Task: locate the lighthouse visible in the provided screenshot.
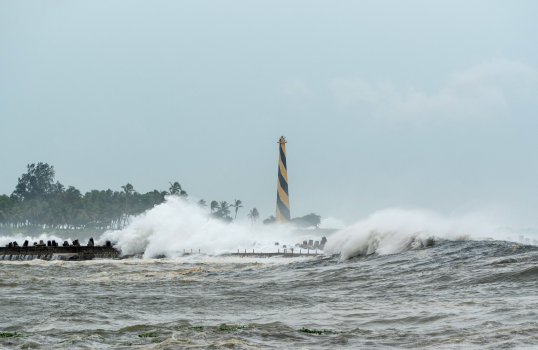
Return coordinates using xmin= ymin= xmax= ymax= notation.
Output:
xmin=276 ymin=136 xmax=291 ymax=222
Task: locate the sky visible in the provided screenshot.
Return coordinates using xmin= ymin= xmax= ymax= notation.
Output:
xmin=1 ymin=1 xmax=538 ymax=224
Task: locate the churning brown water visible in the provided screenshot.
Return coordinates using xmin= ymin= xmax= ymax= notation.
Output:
xmin=1 ymin=239 xmax=537 ymax=349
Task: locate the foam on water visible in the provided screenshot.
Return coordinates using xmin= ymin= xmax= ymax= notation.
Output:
xmin=4 ymin=197 xmax=537 ymax=261
xmin=99 ymin=196 xmax=315 ymax=258
xmin=97 ymin=198 xmax=538 ymax=259
xmin=325 ymin=208 xmax=538 ymax=259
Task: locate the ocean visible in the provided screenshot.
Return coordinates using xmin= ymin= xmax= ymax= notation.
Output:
xmin=1 ymin=198 xmax=537 ymax=349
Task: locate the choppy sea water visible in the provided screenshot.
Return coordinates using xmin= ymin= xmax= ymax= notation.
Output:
xmin=1 ymin=239 xmax=537 ymax=349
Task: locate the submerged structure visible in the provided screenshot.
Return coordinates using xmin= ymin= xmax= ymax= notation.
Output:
xmin=276 ymin=136 xmax=291 ymax=223
xmin=1 ymin=238 xmax=120 ymax=261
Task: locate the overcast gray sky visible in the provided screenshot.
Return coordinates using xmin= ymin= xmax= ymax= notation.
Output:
xmin=1 ymin=1 xmax=538 ymax=224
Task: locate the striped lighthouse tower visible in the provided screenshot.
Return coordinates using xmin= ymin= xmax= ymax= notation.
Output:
xmin=276 ymin=136 xmax=291 ymax=223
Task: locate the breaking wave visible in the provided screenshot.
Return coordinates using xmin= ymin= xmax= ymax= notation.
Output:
xmin=0 ymin=195 xmax=521 ymax=260
xmin=99 ymin=197 xmax=314 ymax=258
xmin=324 ymin=208 xmax=538 ymax=260
xmin=99 ymin=198 xmax=538 ymax=259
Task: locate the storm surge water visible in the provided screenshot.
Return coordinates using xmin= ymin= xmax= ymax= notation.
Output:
xmin=99 ymin=197 xmax=537 ymax=260
xmin=100 ymin=196 xmax=307 ymax=258
xmin=325 ymin=208 xmax=508 ymax=260
xmin=2 ymin=200 xmax=538 ymax=348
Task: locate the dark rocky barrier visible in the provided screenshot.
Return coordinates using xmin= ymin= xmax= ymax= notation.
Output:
xmin=0 ymin=245 xmax=120 ymax=261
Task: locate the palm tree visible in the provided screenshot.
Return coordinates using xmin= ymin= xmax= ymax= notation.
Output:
xmin=120 ymin=183 xmax=135 ymax=228
xmin=231 ymin=199 xmax=243 ymax=219
xmin=121 ymin=183 xmax=134 ymax=195
xmin=210 ymin=200 xmax=219 ymax=213
xmin=169 ymin=182 xmax=182 ymax=195
xmin=218 ymin=201 xmax=231 ymax=218
xmin=169 ymin=181 xmax=188 ymax=198
xmin=247 ymin=208 xmax=259 ymax=224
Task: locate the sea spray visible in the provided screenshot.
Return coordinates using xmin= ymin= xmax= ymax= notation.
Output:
xmin=99 ymin=196 xmax=313 ymax=258
xmin=324 ymin=208 xmax=506 ymax=259
xmin=3 ymin=203 xmax=538 ymax=260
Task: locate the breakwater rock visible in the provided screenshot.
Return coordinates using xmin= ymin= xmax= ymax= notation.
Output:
xmin=1 ymin=238 xmax=120 ymax=261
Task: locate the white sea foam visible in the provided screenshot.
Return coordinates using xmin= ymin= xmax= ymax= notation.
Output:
xmin=319 ymin=216 xmax=346 ymax=229
xmin=324 ymin=208 xmax=538 ymax=259
xmin=99 ymin=196 xmax=320 ymax=258
xmin=99 ymin=199 xmax=538 ymax=259
xmin=3 ymin=201 xmax=537 ymax=261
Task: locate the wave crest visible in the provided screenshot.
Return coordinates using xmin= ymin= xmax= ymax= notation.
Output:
xmin=324 ymin=209 xmax=499 ymax=259
xmin=99 ymin=197 xmax=302 ymax=258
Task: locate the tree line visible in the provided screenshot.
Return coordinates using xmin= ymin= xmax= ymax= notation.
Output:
xmin=0 ymin=162 xmax=320 ymax=233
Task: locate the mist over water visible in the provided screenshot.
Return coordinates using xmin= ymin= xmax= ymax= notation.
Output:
xmin=94 ymin=197 xmax=538 ymax=260
xmin=2 ymin=198 xmax=538 ymax=348
xmin=325 ymin=208 xmax=521 ymax=259
xmin=100 ymin=196 xmax=313 ymax=257
xmin=2 ymin=196 xmax=538 ymax=262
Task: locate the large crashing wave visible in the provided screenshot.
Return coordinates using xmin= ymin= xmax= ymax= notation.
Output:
xmin=99 ymin=197 xmax=312 ymax=258
xmin=3 ymin=197 xmax=537 ymax=261
xmin=100 ymin=199 xmax=538 ymax=259
xmin=324 ymin=208 xmax=537 ymax=260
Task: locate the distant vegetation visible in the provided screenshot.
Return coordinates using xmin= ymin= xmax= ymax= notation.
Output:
xmin=0 ymin=162 xmax=320 ymax=233
xmin=262 ymin=213 xmax=321 ymax=228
